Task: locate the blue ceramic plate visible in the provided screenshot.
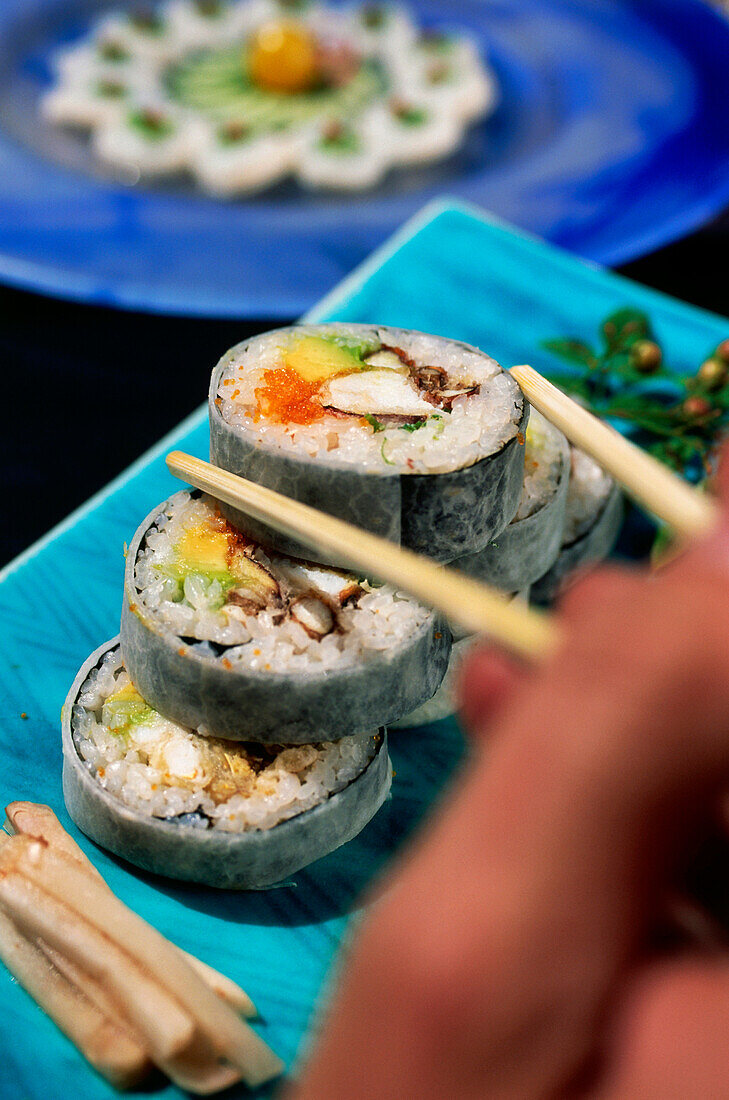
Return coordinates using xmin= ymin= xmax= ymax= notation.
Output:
xmin=1 ymin=0 xmax=729 ymax=316
xmin=2 ymin=200 xmax=729 ymax=1099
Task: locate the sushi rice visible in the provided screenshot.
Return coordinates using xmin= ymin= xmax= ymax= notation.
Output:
xmin=562 ymin=447 xmax=616 ymax=545
xmin=121 ymin=490 xmax=451 ymax=740
xmin=512 ymin=408 xmax=566 ymax=520
xmin=452 ymin=408 xmax=569 ymax=592
xmin=209 ymin=324 xmax=527 ymax=564
xmin=133 ymin=490 xmax=433 ymax=671
xmin=531 ymin=447 xmax=623 ymax=603
xmin=215 ymin=324 xmax=523 ymax=477
xmin=71 ymin=645 xmax=379 ymax=833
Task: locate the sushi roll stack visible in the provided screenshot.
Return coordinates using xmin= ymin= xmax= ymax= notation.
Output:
xmin=63 ymin=481 xmax=450 ymax=887
xmin=63 ymin=324 xmax=623 ymax=886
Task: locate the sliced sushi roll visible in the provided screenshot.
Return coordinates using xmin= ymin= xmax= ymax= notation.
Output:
xmin=389 ymin=635 xmax=473 ymax=728
xmin=43 ymin=74 xmax=136 ymax=130
xmin=63 ymin=640 xmax=391 ymax=889
xmin=410 ymin=35 xmax=497 ymax=123
xmin=94 ymin=102 xmax=193 ymax=176
xmin=52 ymin=36 xmax=148 ymax=86
xmin=390 ymin=589 xmax=530 ymax=726
xmin=347 ymin=4 xmax=418 ymax=59
xmin=93 ymin=10 xmax=180 ymax=65
xmin=44 ymin=37 xmax=156 ymax=129
xmin=163 ymin=0 xmax=246 ymax=50
xmin=297 ymin=116 xmax=388 ymax=190
xmin=190 ymin=119 xmax=299 ymax=195
xmin=531 ymin=448 xmax=624 ymax=604
xmin=210 ymin=324 xmax=528 ymax=564
xmin=453 ymin=409 xmax=570 ymax=592
xmin=368 ymin=98 xmax=462 ymax=167
xmin=120 ymin=491 xmax=451 ymax=741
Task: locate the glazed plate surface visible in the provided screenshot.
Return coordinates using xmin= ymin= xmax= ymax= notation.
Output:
xmin=2 ymin=201 xmax=729 ymax=1097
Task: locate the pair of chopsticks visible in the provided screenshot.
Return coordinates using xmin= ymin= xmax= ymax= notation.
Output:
xmin=167 ymin=365 xmax=718 ymax=664
xmin=0 ymin=803 xmax=282 ymax=1092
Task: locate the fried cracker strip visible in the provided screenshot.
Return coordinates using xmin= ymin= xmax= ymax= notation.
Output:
xmin=6 ymin=837 xmax=283 ymax=1087
xmin=0 ymin=851 xmax=195 ymax=1064
xmin=0 ymin=909 xmax=150 ymax=1089
xmin=6 ymin=802 xmax=256 ymax=1015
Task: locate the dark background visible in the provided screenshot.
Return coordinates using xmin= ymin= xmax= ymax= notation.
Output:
xmin=2 ymin=218 xmax=728 ymax=568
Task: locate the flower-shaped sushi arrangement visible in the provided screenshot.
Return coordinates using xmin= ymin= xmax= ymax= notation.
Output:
xmin=42 ymin=0 xmax=496 ymax=194
xmin=63 ymin=324 xmax=622 ymax=889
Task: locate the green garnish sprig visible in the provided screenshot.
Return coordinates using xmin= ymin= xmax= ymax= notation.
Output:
xmin=542 ymin=307 xmax=729 ymax=478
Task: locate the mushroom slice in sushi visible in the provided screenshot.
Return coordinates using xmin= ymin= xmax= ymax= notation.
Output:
xmin=453 ymin=409 xmax=570 ymax=592
xmin=62 ymin=640 xmax=391 ymax=889
xmin=531 ymin=448 xmax=624 ymax=604
xmin=121 ymin=491 xmax=451 ymax=741
xmin=210 ymin=324 xmax=528 ymax=564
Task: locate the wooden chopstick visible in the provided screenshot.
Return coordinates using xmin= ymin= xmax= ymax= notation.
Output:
xmin=166 ymin=451 xmax=560 ymax=662
xmin=510 ymin=364 xmax=718 ymax=541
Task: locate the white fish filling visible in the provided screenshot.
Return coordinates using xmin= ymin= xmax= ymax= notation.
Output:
xmin=217 ymin=325 xmax=523 ymax=475
xmin=133 ymin=491 xmax=431 ymax=669
xmin=562 ymin=448 xmax=615 ymax=544
xmin=42 ymin=0 xmax=497 ymax=192
xmin=72 ymin=648 xmax=378 ymax=832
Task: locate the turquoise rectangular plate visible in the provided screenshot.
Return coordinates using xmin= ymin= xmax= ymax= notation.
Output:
xmin=2 ymin=198 xmax=728 ymax=1099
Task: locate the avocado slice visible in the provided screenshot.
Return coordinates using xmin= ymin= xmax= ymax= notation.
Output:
xmin=102 ymin=681 xmax=158 ymax=737
xmin=157 ymin=522 xmax=281 ymax=610
xmin=284 ymin=334 xmax=365 ymax=384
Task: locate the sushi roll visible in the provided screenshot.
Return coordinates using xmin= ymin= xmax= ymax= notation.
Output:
xmin=63 ymin=640 xmax=391 ymax=889
xmin=210 ymin=324 xmax=528 ymax=564
xmin=43 ymin=36 xmax=155 ymax=129
xmin=190 ymin=120 xmax=299 ymax=196
xmin=163 ymin=0 xmax=246 ymax=51
xmin=94 ymin=101 xmax=193 ymax=176
xmin=120 ymin=491 xmax=451 ymax=741
xmin=453 ymin=409 xmax=570 ymax=592
xmin=347 ymin=4 xmax=418 ymax=60
xmin=93 ymin=10 xmax=180 ymax=65
xmin=368 ymin=98 xmax=462 ymax=168
xmin=43 ymin=74 xmax=137 ymax=130
xmin=297 ymin=116 xmax=388 ymax=191
xmin=531 ymin=448 xmax=624 ymax=603
xmin=408 ymin=34 xmax=497 ymax=124
xmin=390 ymin=589 xmax=530 ymax=727
xmin=388 ymin=634 xmax=475 ymax=728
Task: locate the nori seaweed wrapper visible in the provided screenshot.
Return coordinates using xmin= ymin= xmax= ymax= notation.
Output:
xmin=453 ymin=431 xmax=570 ymax=592
xmin=121 ymin=498 xmax=452 ymax=742
xmin=62 ymin=639 xmax=392 ymax=890
xmin=531 ymin=484 xmax=624 ymax=604
xmin=209 ymin=326 xmax=528 ymax=565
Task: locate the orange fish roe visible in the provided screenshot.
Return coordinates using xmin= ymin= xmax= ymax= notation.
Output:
xmin=254 ymin=365 xmax=325 ymax=426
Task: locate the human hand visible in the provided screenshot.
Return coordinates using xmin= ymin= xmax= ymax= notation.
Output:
xmin=288 ymin=457 xmax=729 ymax=1100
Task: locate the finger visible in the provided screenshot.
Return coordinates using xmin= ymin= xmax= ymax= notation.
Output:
xmin=456 ymin=643 xmax=525 ymax=741
xmin=589 ymin=956 xmax=729 ymax=1099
